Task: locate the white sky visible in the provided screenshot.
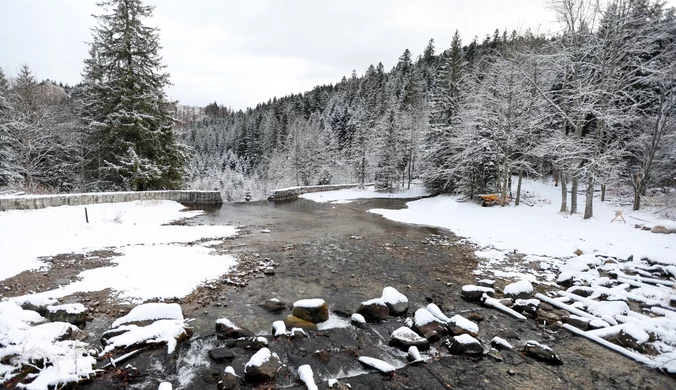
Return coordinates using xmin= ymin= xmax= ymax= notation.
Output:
xmin=0 ymin=0 xmax=581 ymax=109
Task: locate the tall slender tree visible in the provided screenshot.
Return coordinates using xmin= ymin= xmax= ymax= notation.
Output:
xmin=80 ymin=0 xmax=185 ymax=191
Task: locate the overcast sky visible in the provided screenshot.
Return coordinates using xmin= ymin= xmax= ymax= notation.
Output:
xmin=1 ymin=0 xmax=570 ymax=109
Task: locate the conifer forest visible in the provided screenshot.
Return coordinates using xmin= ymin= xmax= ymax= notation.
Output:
xmin=0 ymin=0 xmax=674 ymax=220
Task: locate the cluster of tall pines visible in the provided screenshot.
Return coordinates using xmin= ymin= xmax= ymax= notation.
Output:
xmin=1 ymin=0 xmax=674 ymax=219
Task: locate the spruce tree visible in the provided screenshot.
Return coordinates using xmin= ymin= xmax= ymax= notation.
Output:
xmin=80 ymin=0 xmax=185 ymax=191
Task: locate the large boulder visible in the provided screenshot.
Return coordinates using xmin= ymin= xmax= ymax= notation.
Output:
xmin=216 ymin=318 xmax=255 ymax=339
xmin=357 ymin=298 xmax=390 ymax=322
xmin=389 ymin=326 xmax=430 ymax=351
xmin=218 ymin=366 xmax=242 ymax=390
xmin=283 ymin=315 xmax=318 ymax=332
xmin=209 ymin=348 xmax=236 ymax=363
xmin=292 ymin=299 xmax=329 ymax=323
xmin=381 ymin=287 xmax=409 ymax=316
xmin=243 ymin=348 xmax=282 ymax=383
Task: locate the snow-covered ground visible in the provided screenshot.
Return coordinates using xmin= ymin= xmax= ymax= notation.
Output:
xmin=300 ymin=184 xmax=429 ymax=204
xmin=0 ymin=200 xmax=238 ymax=302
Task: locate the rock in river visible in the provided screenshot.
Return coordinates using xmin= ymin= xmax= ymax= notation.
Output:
xmin=292 ymin=298 xmax=329 ymax=323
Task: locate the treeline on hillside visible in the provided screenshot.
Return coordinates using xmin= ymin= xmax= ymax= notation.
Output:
xmin=183 ymin=0 xmax=675 ymax=217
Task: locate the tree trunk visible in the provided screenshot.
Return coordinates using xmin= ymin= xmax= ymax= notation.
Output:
xmin=515 ymin=169 xmax=523 ymax=206
xmin=633 ymin=187 xmax=641 ymax=211
xmin=583 ymin=176 xmax=594 ymax=219
xmin=500 ymin=158 xmax=509 ymax=207
xmin=601 ymin=184 xmax=606 ymax=202
xmin=553 ymin=168 xmax=559 ymax=187
xmin=560 ymin=170 xmax=568 ymax=213
xmin=570 ymin=176 xmax=578 ymax=214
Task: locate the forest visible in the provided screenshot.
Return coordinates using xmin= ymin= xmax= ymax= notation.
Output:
xmin=0 ymin=0 xmax=674 ymax=219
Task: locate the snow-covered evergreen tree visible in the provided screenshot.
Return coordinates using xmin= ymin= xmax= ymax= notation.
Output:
xmin=80 ymin=0 xmax=185 ymax=191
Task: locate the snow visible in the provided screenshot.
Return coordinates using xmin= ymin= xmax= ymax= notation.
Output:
xmin=408 ymin=346 xmax=423 ymax=362
xmin=351 ymin=313 xmax=366 ymax=324
xmin=368 ymin=178 xmax=674 ymax=262
xmin=449 ymin=315 xmax=479 ymax=334
xmin=381 ymin=287 xmax=408 ymax=305
xmin=391 ymin=327 xmax=426 ymax=343
xmin=361 ymin=297 xmax=387 ymax=307
xmin=293 ymin=298 xmax=326 ymax=308
xmin=224 ymin=366 xmax=237 ymax=376
xmin=622 ymin=323 xmax=650 ymax=344
xmin=46 ymin=303 xmax=86 ymax=315
xmin=272 ymin=321 xmax=287 ymax=336
xmin=491 ymin=336 xmax=513 ymax=349
xmin=0 ymin=200 xmax=238 ymax=281
xmin=112 ymin=303 xmax=183 ymax=328
xmin=158 ymin=383 xmax=172 ymax=390
xmin=503 ymin=280 xmax=534 ymax=296
xmin=102 ymin=319 xmax=189 ymax=354
xmin=300 ymin=184 xmax=429 ymax=203
xmin=414 ymin=308 xmax=438 ymax=326
xmin=298 ymin=364 xmax=318 ymax=390
xmin=244 ymin=348 xmax=277 ymax=371
xmin=453 ymin=334 xmax=480 ymax=345
xmin=9 ymin=244 xmax=237 ymax=305
xmin=0 ymin=302 xmax=96 ymax=389
xmin=358 ymin=356 xmax=396 ymax=373
xmin=426 ymin=303 xmax=451 ymax=323
xmin=586 ymin=300 xmax=629 ymax=319
xmin=461 ymin=285 xmax=495 ymax=294
xmin=317 ymin=315 xmax=352 ymax=330
xmin=216 ymin=318 xmax=240 ymax=329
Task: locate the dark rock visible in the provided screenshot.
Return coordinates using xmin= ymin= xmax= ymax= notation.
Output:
xmin=445 ymin=335 xmax=483 ymax=355
xmin=537 ymin=310 xmax=561 ymax=325
xmin=497 ymin=329 xmax=521 ymax=340
xmin=357 ymin=299 xmax=390 ymax=322
xmin=487 ymin=348 xmax=503 ymax=362
xmin=522 ymin=340 xmax=563 ymax=365
xmin=216 ymin=319 xmax=255 ymax=340
xmin=414 ymin=309 xmax=447 ymax=342
xmin=477 ymin=279 xmax=496 ymax=288
xmin=225 ymin=337 xmax=268 ymax=351
xmin=503 ymin=281 xmax=534 ymax=300
xmin=562 ymin=315 xmax=590 ymax=331
xmin=44 ymin=305 xmax=87 ymax=326
xmin=313 ymin=349 xmax=331 ymax=364
xmin=389 ymin=327 xmax=430 ymax=351
xmin=498 ymin=298 xmax=514 ymax=307
xmin=218 ymin=370 xmax=242 ymax=390
xmin=512 ymin=299 xmax=539 ymax=318
xmin=567 ymin=287 xmax=595 ymax=297
xmin=461 ymin=285 xmax=495 ymax=302
xmin=258 ymin=299 xmax=286 ymax=314
xmin=556 ymin=274 xmax=574 ymax=287
xmin=292 ymin=299 xmax=329 ymax=323
xmin=283 ymin=315 xmax=318 ymax=332
xmin=208 ymin=348 xmax=235 ymax=363
xmin=243 ymin=348 xmax=281 ymax=383
xmin=328 ymin=380 xmax=352 ymax=389
xmin=616 ymin=326 xmax=652 ymax=353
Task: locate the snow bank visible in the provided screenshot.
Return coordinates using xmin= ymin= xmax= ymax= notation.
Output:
xmin=301 ymin=184 xmax=429 ymax=203
xmin=369 ymin=179 xmax=674 ymax=263
xmin=0 ymin=200 xmax=238 ymax=281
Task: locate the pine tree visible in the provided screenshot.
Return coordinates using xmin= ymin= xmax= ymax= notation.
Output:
xmin=0 ymin=67 xmax=19 ymax=186
xmin=80 ymin=0 xmax=185 ymax=191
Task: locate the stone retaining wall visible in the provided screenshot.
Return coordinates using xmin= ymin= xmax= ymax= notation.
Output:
xmin=268 ymin=184 xmax=362 ymax=201
xmin=0 ymin=190 xmax=223 ymax=211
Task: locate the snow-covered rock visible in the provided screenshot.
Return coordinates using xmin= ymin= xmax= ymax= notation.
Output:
xmin=216 ymin=318 xmax=255 ymax=339
xmin=293 ymin=298 xmax=329 ymax=323
xmin=617 ymin=324 xmax=652 ymax=353
xmin=220 ymin=366 xmax=242 ymax=389
xmin=358 ymin=356 xmax=396 ymax=373
xmin=445 ymin=334 xmax=483 ymax=355
xmin=111 ymin=302 xmax=183 ymax=328
xmin=102 ymin=319 xmax=192 ymax=355
xmin=414 ymin=308 xmax=446 ymax=342
xmin=44 ymin=303 xmax=87 ymax=325
xmin=283 ymin=315 xmax=318 ymax=332
xmin=350 ymin=313 xmax=366 ymax=324
xmin=512 ymin=298 xmax=539 ymax=318
xmin=586 ymin=300 xmax=629 ymax=319
xmin=244 ymin=348 xmax=281 ymax=383
xmin=408 ymin=345 xmax=424 ymax=363
xmin=298 ymin=364 xmax=318 ymax=390
xmin=272 ymin=320 xmax=287 ymax=337
xmin=389 ymin=326 xmax=430 ymax=351
xmin=448 ymin=314 xmax=479 ymax=337
xmin=490 ymin=336 xmax=513 ymax=350
xmin=381 ymin=287 xmax=409 ymax=315
xmin=357 ymin=298 xmax=389 ymax=322
xmin=503 ymin=280 xmax=534 ymax=300
xmin=563 ymin=315 xmax=591 ymax=331
xmin=461 ymin=285 xmax=495 ymax=301
xmin=522 ymin=340 xmax=563 ymax=365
